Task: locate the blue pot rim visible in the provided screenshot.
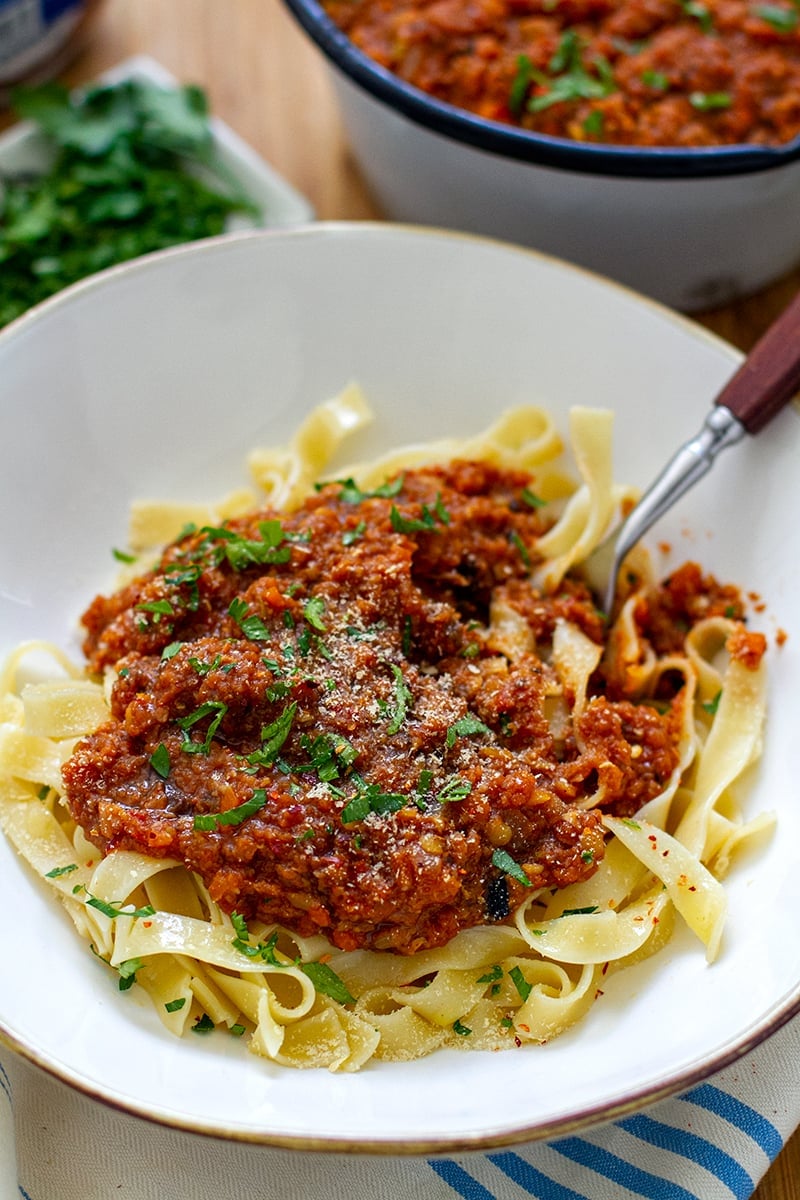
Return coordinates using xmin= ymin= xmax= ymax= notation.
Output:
xmin=283 ymin=0 xmax=800 ymax=180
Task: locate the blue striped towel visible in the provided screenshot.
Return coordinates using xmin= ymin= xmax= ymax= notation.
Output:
xmin=1 ymin=1011 xmax=797 ymax=1200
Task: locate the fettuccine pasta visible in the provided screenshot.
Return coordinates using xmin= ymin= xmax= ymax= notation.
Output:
xmin=0 ymin=386 xmax=771 ymax=1071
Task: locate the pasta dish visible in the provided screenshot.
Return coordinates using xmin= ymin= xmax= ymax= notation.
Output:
xmin=0 ymin=388 xmax=770 ymax=1071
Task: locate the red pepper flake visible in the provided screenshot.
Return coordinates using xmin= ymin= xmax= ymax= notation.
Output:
xmin=143 ymin=920 xmax=153 ymax=928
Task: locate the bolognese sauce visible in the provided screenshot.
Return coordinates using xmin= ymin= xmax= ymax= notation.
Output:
xmin=61 ymin=461 xmax=755 ymax=955
xmin=322 ymin=0 xmax=800 ymax=147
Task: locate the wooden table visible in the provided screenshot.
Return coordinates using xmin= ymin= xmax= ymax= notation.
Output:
xmin=4 ymin=1 xmax=798 ymax=1194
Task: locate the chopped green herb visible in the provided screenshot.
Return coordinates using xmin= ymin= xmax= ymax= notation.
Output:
xmin=0 ymin=77 xmax=260 ymax=328
xmin=341 ymin=776 xmax=407 ymax=823
xmin=229 ymin=1023 xmax=247 ymax=1037
xmin=510 ymin=53 xmax=534 ymax=115
xmin=193 ymin=789 xmax=268 ymax=831
xmin=436 ymin=776 xmax=473 ymax=803
xmin=385 ymin=663 xmax=412 ymax=734
xmin=754 ymin=3 xmax=799 ymax=29
xmin=117 ymin=957 xmax=143 ymax=991
xmin=509 ymin=529 xmax=532 ymax=568
xmin=702 ymin=690 xmax=722 ymax=715
xmin=679 ymin=0 xmax=715 ymax=29
xmin=530 ymin=31 xmax=617 ymax=112
xmin=228 ymin=597 xmax=271 ymax=641
xmin=342 ymin=520 xmax=367 ymax=546
xmin=491 ymin=848 xmax=532 ymax=888
xmin=135 ymin=598 xmax=175 ymax=621
xmin=192 ymin=1013 xmax=215 ymax=1034
xmin=689 ymin=91 xmax=732 ymax=110
xmin=582 ymin=109 xmax=605 ymax=135
xmin=45 ymin=862 xmax=78 ymax=879
xmin=641 ymin=69 xmax=669 ymax=90
xmin=452 ymin=1018 xmax=472 ymax=1037
xmin=161 ymin=641 xmax=183 ymax=660
xmin=303 ymin=595 xmax=327 ymax=631
xmin=477 ymin=964 xmax=503 ymax=984
xmin=298 ymin=731 xmax=357 ymax=782
xmin=72 ymin=885 xmax=155 ymax=921
xmin=446 ymin=714 xmax=493 ymax=749
xmin=327 ymin=475 xmax=405 ymax=504
xmin=390 ymin=505 xmax=437 ymax=534
xmin=149 ymin=743 xmax=171 ymax=779
xmin=509 ymin=965 xmax=532 ymax=1002
xmin=245 ymin=701 xmax=297 ymax=769
xmin=300 ymin=960 xmax=356 ymax=1005
xmin=165 ymin=997 xmax=187 ymax=1013
xmin=177 ymin=700 xmax=227 ymax=755
xmin=112 ymin=547 xmax=137 ymax=564
xmin=560 ymin=905 xmax=599 ymax=917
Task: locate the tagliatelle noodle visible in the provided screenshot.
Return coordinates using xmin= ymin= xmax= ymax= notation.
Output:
xmin=0 ymin=389 xmax=772 ymax=1071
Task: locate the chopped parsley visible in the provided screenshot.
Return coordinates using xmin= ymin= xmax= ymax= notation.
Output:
xmin=452 ymin=1018 xmax=472 ymax=1037
xmin=491 ymin=848 xmax=533 ymax=888
xmin=509 ymin=965 xmax=533 ymax=1002
xmin=446 ymin=714 xmax=493 ymax=749
xmin=509 ymin=529 xmax=532 ymax=568
xmin=340 ymin=776 xmax=407 ymax=823
xmin=165 ymin=997 xmax=187 ymax=1013
xmin=72 ymin=885 xmax=155 ymax=920
xmin=149 ymin=743 xmax=171 ymax=779
xmin=45 ymin=863 xmax=78 ymax=879
xmin=135 ymin=598 xmax=175 ymax=622
xmin=193 ymin=789 xmax=268 ymax=831
xmin=298 ymin=731 xmax=357 ymax=782
xmin=299 ymin=961 xmax=355 ymax=1006
xmin=117 ymin=957 xmax=143 ymax=991
xmin=702 ymin=689 xmax=723 ymax=715
xmin=436 ymin=776 xmax=473 ymax=803
xmin=326 ymin=475 xmax=405 ymax=504
xmin=528 ymin=30 xmax=617 ymax=112
xmin=247 ymin=702 xmax=297 ymax=767
xmin=689 ymin=91 xmax=732 ymax=110
xmin=754 ymin=2 xmax=799 ymax=29
xmin=303 ymin=596 xmax=327 ymax=631
xmin=0 ymin=77 xmax=260 ymax=329
xmin=521 ymin=486 xmax=546 ymax=509
xmin=228 ymin=597 xmax=271 ymax=641
xmin=177 ymin=700 xmax=228 ymax=755
xmin=342 ymin=520 xmax=367 ymax=546
xmin=385 ymin=663 xmax=412 ymax=734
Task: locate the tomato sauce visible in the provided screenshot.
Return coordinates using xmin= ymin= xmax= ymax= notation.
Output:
xmin=62 ymin=462 xmax=749 ymax=955
xmin=323 ymin=0 xmax=800 ymax=146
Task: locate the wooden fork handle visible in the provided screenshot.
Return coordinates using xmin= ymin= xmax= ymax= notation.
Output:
xmin=715 ymin=288 xmax=800 ymax=434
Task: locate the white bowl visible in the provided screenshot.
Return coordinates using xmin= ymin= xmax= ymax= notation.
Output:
xmin=0 ymin=225 xmax=799 ymax=1151
xmin=283 ymin=0 xmax=800 ymax=312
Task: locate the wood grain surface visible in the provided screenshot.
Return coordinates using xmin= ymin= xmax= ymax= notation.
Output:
xmin=2 ymin=2 xmax=798 ymax=1194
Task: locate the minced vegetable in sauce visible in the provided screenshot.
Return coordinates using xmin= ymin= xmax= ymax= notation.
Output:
xmin=322 ymin=0 xmax=800 ymax=147
xmin=62 ymin=461 xmax=764 ymax=955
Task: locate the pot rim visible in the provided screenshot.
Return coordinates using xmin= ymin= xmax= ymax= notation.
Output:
xmin=284 ymin=0 xmax=800 ymax=180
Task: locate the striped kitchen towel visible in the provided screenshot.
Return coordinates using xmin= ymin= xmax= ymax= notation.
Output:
xmin=1 ymin=1010 xmax=797 ymax=1200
